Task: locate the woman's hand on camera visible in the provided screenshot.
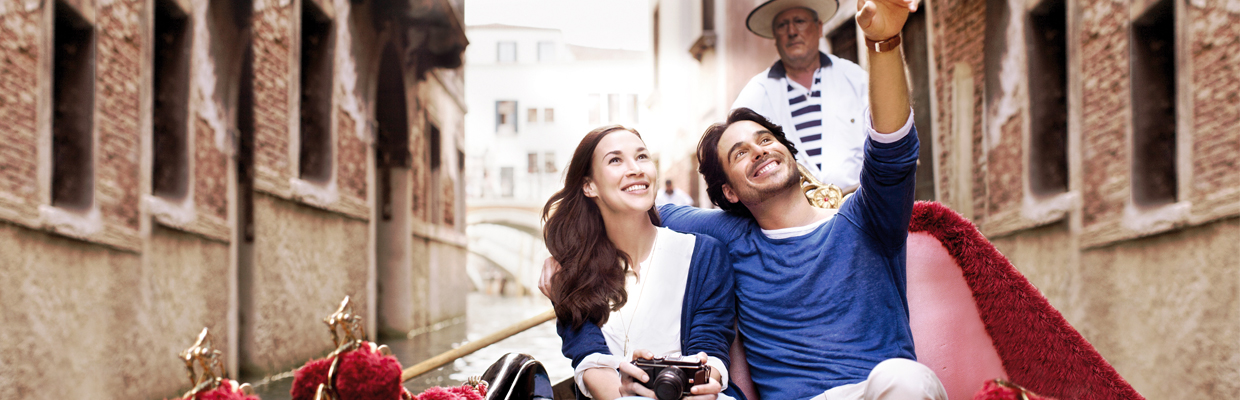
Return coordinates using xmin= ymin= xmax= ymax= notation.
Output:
xmin=616 ymin=349 xmax=656 ymax=398
xmin=617 ymin=362 xmax=654 ymax=398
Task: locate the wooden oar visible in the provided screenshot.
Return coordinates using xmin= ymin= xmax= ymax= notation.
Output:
xmin=400 ymin=309 xmax=557 ymax=381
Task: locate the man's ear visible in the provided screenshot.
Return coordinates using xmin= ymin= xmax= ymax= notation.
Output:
xmin=583 ymin=179 xmax=598 ymax=198
xmin=722 ymin=183 xmax=738 ymax=204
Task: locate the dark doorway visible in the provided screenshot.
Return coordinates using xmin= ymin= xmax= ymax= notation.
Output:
xmin=374 ymin=41 xmax=414 ymax=337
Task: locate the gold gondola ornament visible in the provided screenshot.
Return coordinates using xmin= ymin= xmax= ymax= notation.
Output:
xmin=175 ymin=328 xmax=258 ymax=400
xmin=798 ymin=163 xmax=845 ymax=209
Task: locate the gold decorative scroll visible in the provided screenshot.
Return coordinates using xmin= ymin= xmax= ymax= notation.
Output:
xmin=179 ymin=328 xmax=252 ymax=399
xmin=798 ymin=163 xmax=843 ymax=209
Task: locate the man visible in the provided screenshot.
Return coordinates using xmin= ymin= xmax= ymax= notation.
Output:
xmin=652 ymin=0 xmax=945 ymax=397
xmin=545 ymin=1 xmax=945 ymax=399
xmin=654 ymin=179 xmax=695 ymax=207
xmin=734 ymin=0 xmax=870 ymax=192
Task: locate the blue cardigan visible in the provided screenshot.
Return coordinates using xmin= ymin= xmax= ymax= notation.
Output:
xmin=555 ymin=233 xmax=745 ymax=399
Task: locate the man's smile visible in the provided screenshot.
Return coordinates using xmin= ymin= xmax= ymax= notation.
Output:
xmin=752 ymin=157 xmax=781 ymax=179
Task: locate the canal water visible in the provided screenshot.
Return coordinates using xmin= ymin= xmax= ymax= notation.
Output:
xmin=246 ymin=292 xmax=572 ymax=399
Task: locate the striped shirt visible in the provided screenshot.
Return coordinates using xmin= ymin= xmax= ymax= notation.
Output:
xmin=786 ymin=70 xmax=827 ymax=171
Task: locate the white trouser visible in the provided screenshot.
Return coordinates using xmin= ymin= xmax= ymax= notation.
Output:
xmin=810 ymin=358 xmax=949 ymax=400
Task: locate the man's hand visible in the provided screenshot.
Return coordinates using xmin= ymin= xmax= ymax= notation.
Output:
xmin=856 ymin=0 xmax=918 ymax=41
xmin=538 ymin=257 xmax=561 ymax=300
xmin=685 ymin=352 xmax=723 ymax=400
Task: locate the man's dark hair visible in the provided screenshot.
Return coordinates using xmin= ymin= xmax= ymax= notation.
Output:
xmin=696 ymin=107 xmax=799 ymax=218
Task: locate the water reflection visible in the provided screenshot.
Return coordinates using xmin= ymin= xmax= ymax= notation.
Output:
xmin=248 ymin=293 xmax=571 ymax=399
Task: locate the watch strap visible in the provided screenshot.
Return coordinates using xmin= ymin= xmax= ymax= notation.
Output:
xmin=864 ymin=34 xmax=902 ymax=53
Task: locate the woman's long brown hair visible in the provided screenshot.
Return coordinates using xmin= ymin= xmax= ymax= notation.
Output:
xmin=543 ymin=125 xmax=660 ymax=330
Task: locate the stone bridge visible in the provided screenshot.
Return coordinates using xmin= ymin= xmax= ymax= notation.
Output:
xmin=466 ymin=200 xmax=548 ymax=294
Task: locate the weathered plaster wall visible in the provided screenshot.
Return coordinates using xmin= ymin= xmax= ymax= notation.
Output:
xmin=0 ymin=223 xmax=229 ymax=399
xmin=993 ymin=218 xmax=1239 ymax=399
xmin=242 ymin=192 xmax=369 ymax=374
xmin=929 ymin=0 xmax=1240 ymax=396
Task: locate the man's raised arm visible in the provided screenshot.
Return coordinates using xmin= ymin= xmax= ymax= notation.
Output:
xmin=857 ymin=0 xmax=916 ymax=132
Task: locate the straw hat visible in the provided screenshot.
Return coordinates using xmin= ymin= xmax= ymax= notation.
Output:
xmin=746 ymin=0 xmax=840 ymax=39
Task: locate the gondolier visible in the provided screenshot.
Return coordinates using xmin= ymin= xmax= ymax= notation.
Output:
xmin=733 ymin=0 xmax=870 ymax=193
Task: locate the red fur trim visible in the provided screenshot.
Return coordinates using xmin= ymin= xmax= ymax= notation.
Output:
xmin=291 ymin=344 xmax=404 ymax=400
xmin=290 ymin=357 xmax=331 ymax=400
xmin=909 ymin=202 xmax=1144 ymax=400
xmin=973 ymin=380 xmax=1056 ymax=400
xmin=414 ymin=384 xmax=485 ymax=400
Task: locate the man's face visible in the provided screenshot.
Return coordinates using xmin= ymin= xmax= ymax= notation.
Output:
xmin=716 ymin=121 xmax=800 ymax=205
xmin=772 ymin=7 xmax=823 ymax=66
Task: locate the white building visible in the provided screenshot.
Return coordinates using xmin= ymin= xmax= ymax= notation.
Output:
xmin=464 ymin=24 xmax=653 ymax=293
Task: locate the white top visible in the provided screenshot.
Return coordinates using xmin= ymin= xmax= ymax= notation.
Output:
xmin=573 ymin=227 xmax=730 ymax=398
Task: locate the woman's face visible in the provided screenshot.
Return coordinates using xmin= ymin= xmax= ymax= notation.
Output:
xmin=584 ymin=130 xmax=657 ymax=215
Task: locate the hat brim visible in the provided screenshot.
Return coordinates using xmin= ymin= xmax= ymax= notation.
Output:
xmin=746 ymin=0 xmax=841 ymax=39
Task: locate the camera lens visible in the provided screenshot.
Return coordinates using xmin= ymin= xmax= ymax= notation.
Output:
xmin=653 ymin=367 xmax=687 ymax=400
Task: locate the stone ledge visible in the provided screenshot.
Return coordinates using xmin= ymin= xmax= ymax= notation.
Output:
xmin=145 ymin=195 xmax=231 ymax=243
xmin=1188 ymin=187 xmax=1240 ymax=226
xmin=982 ymin=191 xmax=1078 ymax=238
xmin=411 ymin=219 xmax=467 ymax=249
xmin=37 ymin=205 xmax=141 ymax=252
xmin=1082 ymin=200 xmax=1193 ymax=249
xmin=252 ymin=177 xmax=370 ymax=221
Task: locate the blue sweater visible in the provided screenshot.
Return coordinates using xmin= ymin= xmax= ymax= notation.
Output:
xmin=556 ymin=233 xmax=745 ymax=399
xmin=658 ymin=128 xmax=919 ymax=400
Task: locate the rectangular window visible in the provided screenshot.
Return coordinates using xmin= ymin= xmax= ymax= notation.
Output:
xmin=152 ymin=0 xmax=192 ymax=199
xmin=457 ymin=148 xmax=465 ymax=176
xmin=588 ymin=94 xmax=601 ymax=125
xmin=51 ymin=1 xmax=96 ymax=211
xmin=1026 ymin=0 xmax=1069 ymax=195
xmin=701 ymin=0 xmax=715 ymax=31
xmin=607 ymin=94 xmax=620 ymax=124
xmin=827 ymin=19 xmax=858 ymax=64
xmin=544 ymin=107 xmax=554 ymax=123
xmin=527 ymin=152 xmax=538 ymax=173
xmin=496 ymin=100 xmax=517 ymax=135
xmin=500 ymin=167 xmax=514 ymax=198
xmin=1130 ymin=0 xmax=1177 ymax=206
xmin=626 ymin=94 xmax=639 ymax=124
xmin=497 ymin=41 xmax=516 ymax=63
xmin=299 ymin=0 xmax=334 ymax=183
xmin=237 ymin=44 xmax=256 ymax=241
xmin=537 ymin=41 xmax=555 ymax=62
xmin=429 ymin=122 xmax=441 ymax=171
xmin=544 ymin=152 xmax=556 ymax=173
xmin=527 ymin=107 xmax=537 ymax=123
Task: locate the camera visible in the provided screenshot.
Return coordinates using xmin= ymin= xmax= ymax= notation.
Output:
xmin=631 ymin=355 xmax=713 ymax=400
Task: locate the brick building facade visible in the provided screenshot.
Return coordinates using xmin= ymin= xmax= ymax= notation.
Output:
xmin=913 ymin=0 xmax=1238 ymax=397
xmin=0 ymin=0 xmax=469 ymax=398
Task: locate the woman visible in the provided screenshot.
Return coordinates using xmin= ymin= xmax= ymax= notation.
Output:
xmin=543 ymin=125 xmax=740 ymax=400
